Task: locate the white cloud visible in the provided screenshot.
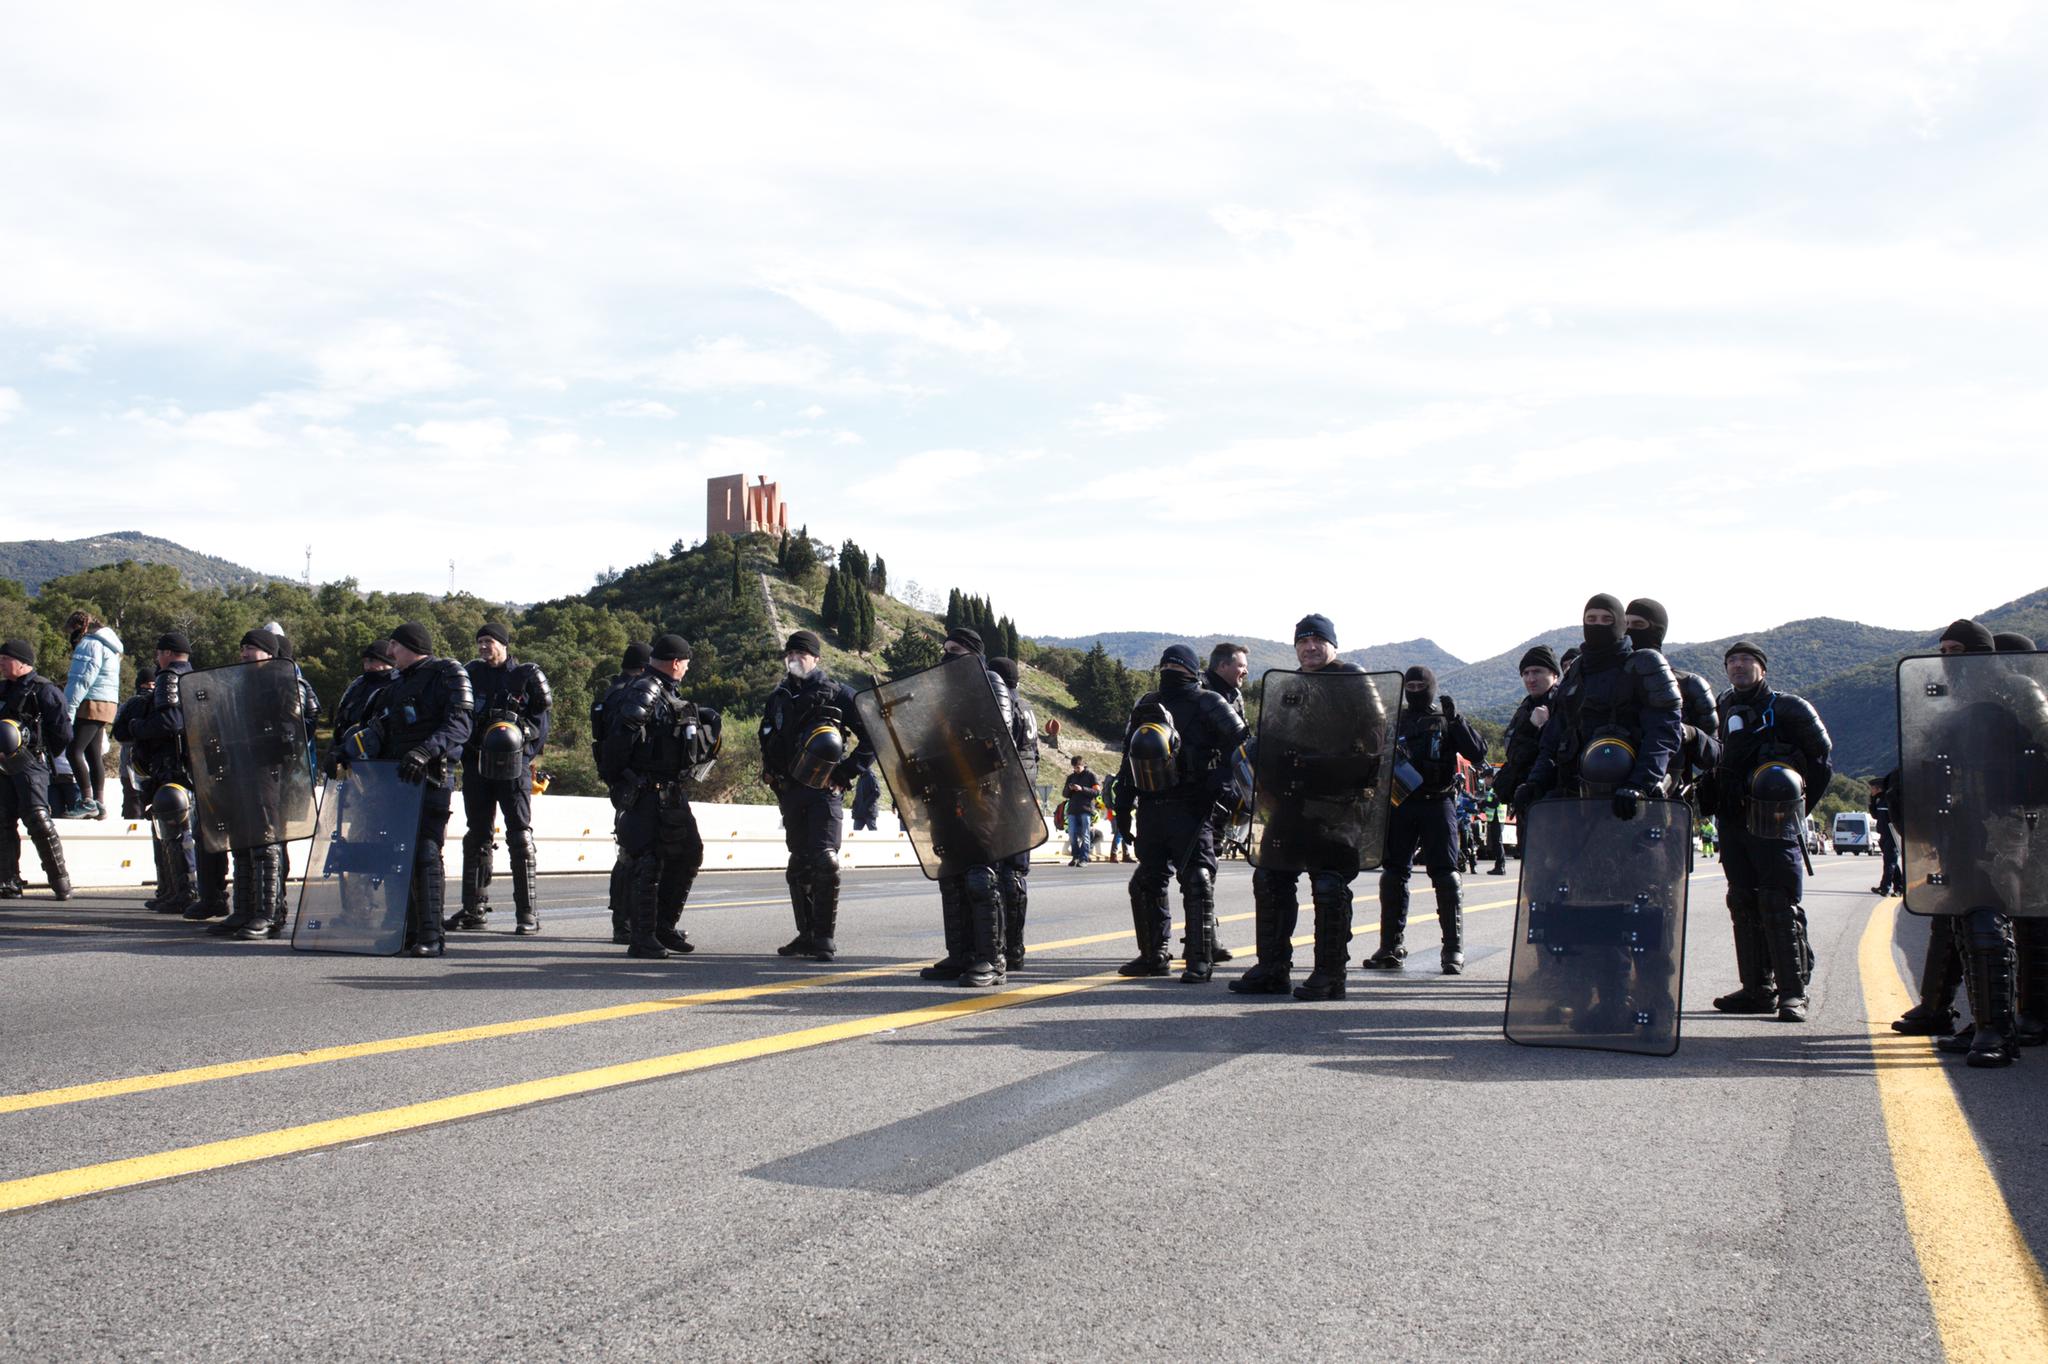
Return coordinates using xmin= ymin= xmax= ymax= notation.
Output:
xmin=0 ymin=387 xmax=20 ymax=423
xmin=768 ymin=274 xmax=1012 ymax=356
xmin=41 ymin=342 xmax=95 ymax=372
xmin=314 ymin=323 xmax=473 ymax=404
xmin=1078 ymin=394 xmax=1166 ymax=435
xmin=643 ymin=338 xmax=836 ymax=392
xmin=602 ymin=399 xmax=678 ymax=419
xmin=402 ymin=417 xmax=511 ymax=461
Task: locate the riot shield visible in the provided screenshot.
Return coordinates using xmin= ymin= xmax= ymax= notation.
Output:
xmin=290 ymin=763 xmax=424 ymax=955
xmin=183 ymin=660 xmax=317 ymax=853
xmin=1504 ymin=796 xmax=1690 ymax=1056
xmin=1248 ymin=669 xmax=1399 ymax=874
xmin=854 ymin=654 xmax=1048 ymax=880
xmin=1897 ymin=653 xmax=2048 ymax=918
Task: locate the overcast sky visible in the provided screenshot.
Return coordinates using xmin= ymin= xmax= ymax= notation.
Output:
xmin=3 ymin=3 xmax=2043 ymax=661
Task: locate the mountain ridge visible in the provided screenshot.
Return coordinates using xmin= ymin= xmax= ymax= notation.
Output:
xmin=1 ymin=531 xmax=278 ymax=595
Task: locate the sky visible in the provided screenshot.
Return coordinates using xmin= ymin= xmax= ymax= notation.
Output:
xmin=3 ymin=3 xmax=2044 ymax=662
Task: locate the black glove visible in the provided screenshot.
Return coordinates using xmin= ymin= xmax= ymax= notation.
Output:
xmin=1512 ymin=783 xmax=1539 ymax=816
xmin=322 ymin=753 xmax=345 ymax=779
xmin=1114 ymin=814 xmax=1133 ymax=844
xmin=1440 ymin=693 xmax=1456 ymax=720
xmin=1612 ymin=787 xmax=1641 ymax=821
xmin=397 ymin=746 xmax=431 ymax=784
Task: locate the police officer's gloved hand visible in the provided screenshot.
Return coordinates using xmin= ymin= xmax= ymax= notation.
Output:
xmin=1612 ymin=787 xmax=1642 ymax=821
xmin=1114 ymin=814 xmax=1133 ymax=844
xmin=397 ymin=747 xmax=431 ymax=784
xmin=1512 ymin=782 xmax=1539 ymax=816
xmin=322 ymin=752 xmax=344 ymax=779
xmin=1439 ymin=693 xmax=1456 ymax=719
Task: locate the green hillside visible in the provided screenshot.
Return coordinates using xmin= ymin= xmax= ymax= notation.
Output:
xmin=1 ymin=531 xmax=277 ymax=595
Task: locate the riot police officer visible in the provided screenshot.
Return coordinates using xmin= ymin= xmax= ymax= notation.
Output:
xmin=1994 ymin=633 xmax=2048 ymax=1048
xmin=917 ymin=628 xmax=1017 ymax=987
xmin=759 ymin=629 xmax=871 ymax=961
xmin=353 ymin=621 xmax=473 ymax=956
xmin=989 ymin=656 xmax=1039 ymax=969
xmin=601 ymin=634 xmax=719 ymax=960
xmin=1110 ymin=644 xmax=1249 ymax=982
xmin=0 ymin=640 xmax=74 ymax=901
xmin=125 ymin=633 xmax=229 ymax=918
xmin=328 ymin=641 xmax=396 ymax=767
xmin=1626 ymin=599 xmax=1721 ymax=810
xmin=1363 ymin=666 xmax=1486 ymax=973
xmin=1201 ymin=642 xmax=1250 ymax=956
xmin=453 ymin=623 xmax=551 ymax=934
xmin=591 ymin=641 xmax=651 ymax=944
xmin=213 ymin=628 xmax=323 ymax=941
xmin=1702 ymin=641 xmax=1833 ymax=1023
xmin=1231 ymin=613 xmax=1376 ymax=1001
xmin=1516 ymin=594 xmax=1684 ymax=817
xmin=1487 ymin=646 xmax=1560 ymax=875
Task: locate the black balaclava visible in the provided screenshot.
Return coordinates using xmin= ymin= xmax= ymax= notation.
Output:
xmin=1581 ymin=594 xmax=1628 ymax=668
xmin=1403 ymin=665 xmax=1436 ymax=711
xmin=1993 ymin=632 xmax=2037 ymax=654
xmin=1625 ymin=598 xmax=1669 ymax=653
xmin=1940 ymin=619 xmax=1995 ymax=654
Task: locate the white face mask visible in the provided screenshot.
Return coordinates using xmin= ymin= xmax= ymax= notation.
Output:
xmin=786 ymin=658 xmax=814 ymax=678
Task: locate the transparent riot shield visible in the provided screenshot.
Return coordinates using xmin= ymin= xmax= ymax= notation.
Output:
xmin=854 ymin=654 xmax=1049 ymax=880
xmin=1504 ymin=796 xmax=1690 ymax=1056
xmin=1248 ymin=669 xmax=1399 ymax=874
xmin=290 ymin=763 xmax=424 ymax=955
xmin=183 ymin=660 xmax=317 ymax=854
xmin=1897 ymin=653 xmax=2048 ymax=918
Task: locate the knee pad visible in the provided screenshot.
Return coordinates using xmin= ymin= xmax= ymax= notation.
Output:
xmin=463 ymin=826 xmax=492 ymax=855
xmin=963 ymin=866 xmax=997 ymax=897
xmin=1725 ymin=886 xmax=1759 ymax=917
xmin=809 ymin=848 xmax=842 ymax=886
xmin=1965 ymin=907 xmax=2015 ymax=953
xmin=785 ymin=860 xmax=812 ymax=890
xmin=1184 ymin=866 xmax=1215 ymax=904
xmin=1755 ymin=887 xmax=1795 ymax=917
xmin=507 ymin=828 xmax=534 ymax=857
xmin=1429 ymin=870 xmax=1461 ymax=896
xmin=1309 ymin=871 xmax=1352 ymax=908
xmin=1378 ymin=866 xmax=1408 ymax=893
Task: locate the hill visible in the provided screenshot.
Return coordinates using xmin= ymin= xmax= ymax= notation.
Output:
xmin=1038 ymin=631 xmax=1464 ymax=678
xmin=0 ymin=532 xmax=277 ymax=595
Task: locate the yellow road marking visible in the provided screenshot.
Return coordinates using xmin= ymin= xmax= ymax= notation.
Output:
xmin=1858 ymin=897 xmax=2048 ymax=1362
xmin=0 ymin=899 xmax=1527 ymax=1212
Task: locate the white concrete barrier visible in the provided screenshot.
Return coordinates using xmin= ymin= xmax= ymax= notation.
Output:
xmin=26 ymin=795 xmax=1067 ymax=890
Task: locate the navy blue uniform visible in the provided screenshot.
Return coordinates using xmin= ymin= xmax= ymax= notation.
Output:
xmin=601 ymin=672 xmax=718 ymax=957
xmin=590 ymin=668 xmax=643 ymax=941
xmin=1112 ymin=670 xmax=1248 ymax=979
xmin=361 ymin=657 xmax=473 ymax=953
xmin=1524 ymin=640 xmax=1683 ymax=802
xmin=758 ymin=668 xmax=871 ymax=955
xmin=0 ymin=669 xmax=73 ymax=897
xmin=1375 ymin=697 xmax=1487 ymax=969
xmin=457 ymin=658 xmax=551 ymax=930
xmin=126 ymin=659 xmax=228 ymax=914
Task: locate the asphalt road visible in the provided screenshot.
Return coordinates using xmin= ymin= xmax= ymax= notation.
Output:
xmin=1 ymin=849 xmax=2043 ymax=1361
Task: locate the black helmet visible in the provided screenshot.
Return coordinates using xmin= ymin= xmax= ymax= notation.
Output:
xmin=0 ymin=717 xmax=23 ymax=776
xmin=477 ymin=718 xmax=527 ymax=783
xmin=339 ymin=721 xmax=383 ymax=763
xmin=789 ymin=719 xmax=848 ymax=789
xmin=1128 ymin=716 xmax=1180 ymax=793
xmin=1578 ymin=733 xmax=1636 ymax=793
xmin=149 ymin=782 xmax=192 ymax=838
xmin=1746 ymin=759 xmax=1806 ymax=841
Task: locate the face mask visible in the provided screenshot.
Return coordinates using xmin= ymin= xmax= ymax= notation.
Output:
xmin=786 ymin=659 xmax=814 ymax=679
xmin=1405 ymin=689 xmax=1432 ymax=711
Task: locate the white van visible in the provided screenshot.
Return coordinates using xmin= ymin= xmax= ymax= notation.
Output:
xmin=1833 ymin=811 xmax=1877 ymax=856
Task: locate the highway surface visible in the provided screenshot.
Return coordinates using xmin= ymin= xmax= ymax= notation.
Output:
xmin=2 ymin=851 xmax=2044 ymax=1361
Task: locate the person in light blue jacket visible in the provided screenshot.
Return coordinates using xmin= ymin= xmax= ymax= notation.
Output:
xmin=60 ymin=610 xmax=124 ymax=819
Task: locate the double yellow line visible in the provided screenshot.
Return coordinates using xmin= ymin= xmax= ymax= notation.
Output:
xmin=0 ymin=896 xmax=1515 ymax=1213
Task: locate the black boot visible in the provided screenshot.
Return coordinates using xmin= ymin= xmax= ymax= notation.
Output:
xmin=25 ymin=812 xmax=71 ymax=901
xmin=235 ymin=846 xmax=282 ymax=941
xmin=448 ymin=841 xmax=489 ymax=931
xmin=808 ymin=854 xmax=840 ymax=961
xmin=956 ymin=871 xmax=1007 ymax=988
xmin=210 ymin=852 xmax=261 ymax=936
xmin=1362 ymin=870 xmax=1408 ymax=969
xmin=608 ymin=852 xmax=632 ymax=945
xmin=1963 ymin=910 xmax=2019 ymax=1068
xmin=1117 ymin=889 xmax=1172 ymax=977
xmin=656 ymin=869 xmax=696 ymax=955
xmin=1715 ymin=895 xmax=1780 ymax=1013
xmin=625 ymin=855 xmax=668 ymax=960
xmin=2015 ymin=919 xmax=2048 ymax=1047
xmin=269 ymin=843 xmax=293 ymax=938
xmin=999 ymin=862 xmax=1028 ymax=969
xmin=1293 ymin=879 xmax=1352 ymax=1000
xmin=1433 ymin=871 xmax=1463 ymax=974
xmin=1760 ymin=892 xmax=1812 ymax=1023
xmin=407 ymin=853 xmax=446 ymax=957
xmin=510 ymin=831 xmax=540 ymax=935
xmin=1180 ymin=869 xmax=1216 ymax=984
xmin=1894 ymin=918 xmax=1964 ymax=1034
xmin=921 ymin=877 xmax=970 ymax=980
xmin=1230 ymin=870 xmax=1297 ymax=995
xmin=778 ymin=865 xmax=817 ymax=957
